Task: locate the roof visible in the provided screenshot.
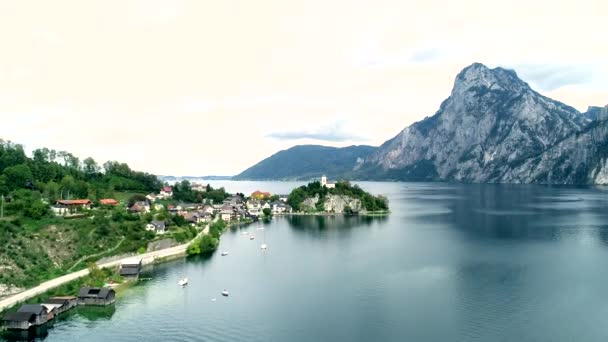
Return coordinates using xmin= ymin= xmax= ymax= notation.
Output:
xmin=17 ymin=304 xmax=47 ymax=316
xmin=121 ymin=257 xmax=142 ymax=266
xmin=78 ymin=287 xmax=115 ymax=299
xmin=100 ymin=199 xmax=119 ymax=205
xmin=3 ymin=312 xmax=36 ymax=322
xmin=252 ymin=190 xmax=271 ymax=197
xmin=162 ymin=186 xmax=173 ymax=192
xmin=56 ymin=199 xmax=92 ymax=205
xmin=43 ymin=296 xmax=76 ymax=305
xmin=150 ymin=221 xmax=166 ymax=229
xmin=120 ymin=267 xmax=140 ymax=276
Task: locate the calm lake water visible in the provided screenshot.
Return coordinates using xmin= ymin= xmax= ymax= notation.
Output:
xmin=5 ymin=181 xmax=608 ymax=341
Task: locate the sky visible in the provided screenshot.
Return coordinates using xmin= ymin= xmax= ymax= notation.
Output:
xmin=0 ymin=0 xmax=606 ymax=176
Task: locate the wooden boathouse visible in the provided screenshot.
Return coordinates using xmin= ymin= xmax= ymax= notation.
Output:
xmin=42 ymin=296 xmax=78 ymax=315
xmin=77 ymin=287 xmax=116 ymax=306
xmin=2 ymin=304 xmax=50 ymax=330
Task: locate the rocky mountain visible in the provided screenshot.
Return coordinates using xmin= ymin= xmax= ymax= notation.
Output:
xmin=240 ymin=63 xmax=607 ymax=184
xmin=355 ymin=63 xmax=608 ymax=184
xmin=234 ymin=145 xmax=376 ymax=180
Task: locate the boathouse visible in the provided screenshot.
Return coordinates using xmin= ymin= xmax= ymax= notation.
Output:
xmin=42 ymin=296 xmax=77 ymax=315
xmin=77 ymin=287 xmax=116 ymax=306
xmin=3 ymin=304 xmax=49 ymax=330
xmin=119 ymin=258 xmax=142 ymax=279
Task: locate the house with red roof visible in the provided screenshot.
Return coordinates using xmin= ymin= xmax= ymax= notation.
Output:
xmin=160 ymin=186 xmax=173 ymax=199
xmin=251 ymin=190 xmax=271 ymax=200
xmin=53 ymin=199 xmax=92 ymax=216
xmin=99 ymin=199 xmax=119 ymax=206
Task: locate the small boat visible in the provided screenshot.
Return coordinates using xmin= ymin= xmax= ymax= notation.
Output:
xmin=221 ymin=251 xmax=229 ymax=256
xmin=260 ymin=244 xmax=268 ymax=250
xmin=257 ymin=227 xmax=265 ymax=230
xmin=178 ymin=277 xmax=189 ymax=286
xmin=221 ymin=290 xmax=229 ymax=297
xmin=241 ymin=231 xmax=249 ymax=235
xmin=250 ymin=235 xmax=255 ymax=240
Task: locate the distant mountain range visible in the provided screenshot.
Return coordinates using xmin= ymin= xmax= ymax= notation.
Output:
xmin=233 ymin=145 xmax=377 ymax=181
xmin=235 ymin=63 xmax=608 ymax=184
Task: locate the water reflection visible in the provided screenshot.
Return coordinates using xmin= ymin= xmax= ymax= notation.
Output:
xmin=75 ymin=306 xmax=116 ymax=322
xmin=286 ymin=215 xmax=387 ymax=238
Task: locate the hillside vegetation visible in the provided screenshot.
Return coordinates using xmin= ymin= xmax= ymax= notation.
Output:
xmin=0 ymin=140 xmax=171 ymax=292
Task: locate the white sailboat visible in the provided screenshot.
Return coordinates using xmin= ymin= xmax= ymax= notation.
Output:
xmin=260 ymin=228 xmax=268 ymax=250
xmin=221 ymin=289 xmax=229 ymax=297
xmin=178 ymin=277 xmax=189 ymax=286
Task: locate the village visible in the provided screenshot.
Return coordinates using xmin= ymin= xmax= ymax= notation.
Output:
xmin=50 ymin=185 xmax=293 ymax=235
xmin=2 ymin=183 xmax=295 ymax=332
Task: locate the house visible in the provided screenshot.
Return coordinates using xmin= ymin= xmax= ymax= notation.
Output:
xmin=201 ymin=211 xmax=213 ymax=222
xmin=120 ymin=258 xmax=142 ymax=279
xmin=183 ymin=212 xmax=200 ymax=225
xmin=191 ymin=183 xmax=207 ymax=192
xmin=224 ymin=196 xmax=243 ymax=206
xmin=261 ymin=201 xmax=271 ymax=210
xmin=3 ymin=305 xmax=49 ymax=330
xmin=160 ymin=186 xmax=173 ymax=199
xmin=247 ymin=199 xmax=261 ymax=210
xmin=146 ymin=194 xmax=157 ymax=202
xmin=220 ymin=204 xmax=234 ymax=221
xmin=42 ymin=296 xmax=77 ymax=315
xmin=251 ymin=190 xmax=271 ymax=200
xmin=278 ymin=195 xmax=288 ymax=203
xmin=128 ymin=201 xmax=150 ymax=214
xmin=272 ymin=202 xmax=293 ymax=214
xmin=202 ymin=205 xmax=214 ymax=215
xmin=99 ymin=198 xmax=119 ymax=206
xmin=146 ymin=221 xmax=167 ymax=234
xmin=321 ymin=175 xmax=336 ymax=189
xmin=77 ymin=287 xmax=116 ymax=306
xmin=52 ymin=199 xmax=92 ymax=215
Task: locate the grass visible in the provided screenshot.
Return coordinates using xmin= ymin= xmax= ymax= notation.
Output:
xmin=0 ymin=208 xmax=155 ymax=289
xmin=113 ymin=191 xmax=147 ymax=204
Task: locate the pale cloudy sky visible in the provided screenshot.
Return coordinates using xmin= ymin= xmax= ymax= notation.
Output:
xmin=0 ymin=0 xmax=606 ymax=176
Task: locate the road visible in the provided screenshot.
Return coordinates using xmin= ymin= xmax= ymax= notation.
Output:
xmin=0 ymin=225 xmax=209 ymax=312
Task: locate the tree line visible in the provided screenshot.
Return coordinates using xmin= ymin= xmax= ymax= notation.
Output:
xmin=0 ymin=139 xmax=162 ymax=219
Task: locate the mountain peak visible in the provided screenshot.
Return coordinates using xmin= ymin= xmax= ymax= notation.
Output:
xmin=453 ymin=63 xmax=528 ymax=96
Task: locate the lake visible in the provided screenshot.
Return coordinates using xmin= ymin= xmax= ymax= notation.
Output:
xmin=4 ymin=181 xmax=608 ymax=341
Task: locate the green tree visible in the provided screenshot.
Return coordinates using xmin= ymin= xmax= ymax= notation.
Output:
xmin=263 ymin=208 xmax=272 ymax=217
xmin=3 ymin=164 xmax=33 ymax=190
xmin=82 ymin=157 xmax=100 ymax=176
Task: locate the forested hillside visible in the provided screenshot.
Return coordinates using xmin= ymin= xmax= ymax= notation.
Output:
xmin=0 ymin=139 xmax=167 ymax=293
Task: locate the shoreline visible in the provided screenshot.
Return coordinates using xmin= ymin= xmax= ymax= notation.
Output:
xmin=0 ymin=218 xmax=250 ymax=314
xmin=277 ymin=211 xmax=390 ymax=217
xmin=0 ymin=224 xmax=209 ymax=313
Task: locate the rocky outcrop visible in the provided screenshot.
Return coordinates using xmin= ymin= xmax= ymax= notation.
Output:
xmin=300 ymin=194 xmax=362 ymax=213
xmin=323 ymin=195 xmax=362 ymax=213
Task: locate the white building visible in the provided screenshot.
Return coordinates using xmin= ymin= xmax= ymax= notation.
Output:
xmin=321 ymin=175 xmax=336 ymax=189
